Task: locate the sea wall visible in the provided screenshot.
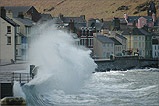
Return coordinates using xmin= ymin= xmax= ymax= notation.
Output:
xmin=95 ymin=56 xmax=158 ymax=71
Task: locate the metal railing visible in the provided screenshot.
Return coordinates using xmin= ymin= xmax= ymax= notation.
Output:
xmin=12 ymin=72 xmax=32 ymax=84
xmin=0 ymin=72 xmax=32 ymax=84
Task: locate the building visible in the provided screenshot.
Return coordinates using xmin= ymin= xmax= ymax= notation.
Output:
xmin=3 ymin=6 xmax=41 ymax=22
xmin=109 ymin=32 xmax=127 ymax=53
xmin=122 ymin=27 xmax=152 ymax=58
xmin=77 ymin=27 xmax=95 ymax=50
xmin=124 ymin=14 xmax=156 ymax=28
xmin=152 ymin=38 xmax=159 ymax=59
xmin=110 ymin=37 xmax=122 ymax=56
xmin=39 ymin=13 xmax=52 ymax=23
xmin=147 ymin=1 xmax=156 ymax=16
xmin=0 ymin=7 xmax=20 ymax=63
xmin=93 ymin=35 xmax=114 ymax=59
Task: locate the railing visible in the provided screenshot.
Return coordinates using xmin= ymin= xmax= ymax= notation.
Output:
xmin=12 ymin=72 xmax=32 ymax=84
xmin=0 ymin=72 xmax=32 ymax=84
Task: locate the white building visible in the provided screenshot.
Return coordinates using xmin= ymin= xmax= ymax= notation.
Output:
xmin=152 ymin=38 xmax=159 ymax=58
xmin=0 ymin=7 xmax=20 ymax=64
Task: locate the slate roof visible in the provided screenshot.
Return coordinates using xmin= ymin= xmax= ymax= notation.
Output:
xmin=96 ymin=22 xmax=104 ymax=31
xmin=63 ymin=17 xmax=86 ymax=23
xmin=3 ymin=16 xmax=19 ymax=26
xmin=103 ymin=21 xmax=112 ymax=30
xmin=4 ymin=6 xmax=32 ymax=17
xmin=122 ymin=27 xmax=151 ymax=36
xmin=14 ymin=17 xmax=33 ymax=26
xmin=74 ymin=23 xmax=87 ymax=30
xmin=40 ymin=14 xmax=52 ymax=21
xmin=53 ymin=17 xmax=63 ymax=24
xmin=110 ymin=37 xmax=122 ymax=45
xmin=116 ymin=33 xmax=127 ymax=40
xmin=127 ymin=16 xmax=153 ymax=23
xmin=119 ymin=18 xmax=127 ymax=24
xmin=96 ymin=35 xmax=114 ymax=43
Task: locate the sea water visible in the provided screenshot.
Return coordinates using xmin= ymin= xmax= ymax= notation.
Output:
xmin=13 ymin=22 xmax=159 ymax=106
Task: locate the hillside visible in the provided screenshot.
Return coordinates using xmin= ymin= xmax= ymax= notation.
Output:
xmin=0 ymin=0 xmax=158 ymax=21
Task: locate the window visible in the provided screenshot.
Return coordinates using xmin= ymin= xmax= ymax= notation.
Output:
xmin=7 ymin=26 xmax=11 ymax=34
xmin=142 ymin=20 xmax=144 ymax=24
xmin=139 ymin=51 xmax=142 ymax=55
xmin=103 ymin=44 xmax=105 ymax=48
xmin=134 ymin=36 xmax=137 ymax=40
xmin=142 ymin=36 xmax=144 ymax=40
xmin=134 ymin=42 xmax=137 ymax=48
xmin=139 ymin=37 xmax=141 ymax=40
xmin=16 ymin=26 xmax=20 ymax=33
xmin=111 ymin=44 xmax=113 ymax=48
xmin=139 ymin=42 xmax=141 ymax=48
xmin=107 ymin=44 xmax=109 ymax=48
xmin=7 ymin=36 xmax=11 ymax=44
xmin=155 ymin=45 xmax=156 ymax=50
xmin=103 ymin=52 xmax=106 ymax=57
xmin=155 ymin=52 xmax=156 ymax=56
xmin=16 ymin=49 xmax=18 ymax=55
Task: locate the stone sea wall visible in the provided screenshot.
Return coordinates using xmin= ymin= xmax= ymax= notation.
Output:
xmin=95 ymin=56 xmax=158 ymax=71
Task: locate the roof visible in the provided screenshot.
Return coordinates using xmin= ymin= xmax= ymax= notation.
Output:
xmin=119 ymin=18 xmax=127 ymax=24
xmin=63 ymin=17 xmax=86 ymax=23
xmin=96 ymin=22 xmax=104 ymax=30
xmin=116 ymin=33 xmax=127 ymax=40
xmin=14 ymin=17 xmax=33 ymax=26
xmin=138 ymin=29 xmax=150 ymax=35
xmin=53 ymin=17 xmax=63 ymax=24
xmin=152 ymin=39 xmax=158 ymax=44
xmin=74 ymin=23 xmax=87 ymax=30
xmin=122 ymin=27 xmax=150 ymax=36
xmin=127 ymin=16 xmax=153 ymax=23
xmin=103 ymin=21 xmax=112 ymax=30
xmin=40 ymin=14 xmax=52 ymax=21
xmin=4 ymin=6 xmax=32 ymax=17
xmin=110 ymin=37 xmax=122 ymax=45
xmin=1 ymin=16 xmax=19 ymax=26
xmin=96 ymin=35 xmax=114 ymax=43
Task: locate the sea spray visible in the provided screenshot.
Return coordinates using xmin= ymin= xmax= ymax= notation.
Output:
xmin=20 ymin=21 xmax=97 ymax=105
xmin=13 ymin=81 xmax=26 ymax=99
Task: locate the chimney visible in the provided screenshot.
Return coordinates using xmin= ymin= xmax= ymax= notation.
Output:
xmin=18 ymin=12 xmax=24 ymax=19
xmin=0 ymin=7 xmax=6 ymax=19
xmin=124 ymin=13 xmax=128 ymax=20
xmin=80 ymin=15 xmax=85 ymax=20
xmin=59 ymin=13 xmax=64 ymax=20
xmin=6 ymin=10 xmax=13 ymax=18
xmin=152 ymin=13 xmax=156 ymax=22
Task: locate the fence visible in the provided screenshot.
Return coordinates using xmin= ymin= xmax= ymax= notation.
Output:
xmin=0 ymin=72 xmax=32 ymax=84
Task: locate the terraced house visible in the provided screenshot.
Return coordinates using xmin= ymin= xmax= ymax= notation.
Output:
xmin=0 ymin=7 xmax=20 ymax=63
xmin=122 ymin=27 xmax=152 ymax=58
xmin=93 ymin=34 xmax=114 ymax=59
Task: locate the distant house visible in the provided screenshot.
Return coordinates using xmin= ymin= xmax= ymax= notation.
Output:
xmin=152 ymin=38 xmax=159 ymax=59
xmin=0 ymin=7 xmax=20 ymax=63
xmin=87 ymin=18 xmax=104 ymax=32
xmin=77 ymin=27 xmax=95 ymax=50
xmin=93 ymin=35 xmax=114 ymax=59
xmin=39 ymin=13 xmax=52 ymax=23
xmin=110 ymin=37 xmax=122 ymax=56
xmin=53 ymin=14 xmax=86 ymax=26
xmin=122 ymin=27 xmax=152 ymax=58
xmin=109 ymin=31 xmax=127 ymax=53
xmin=13 ymin=16 xmax=34 ymax=60
xmin=3 ymin=6 xmax=41 ymax=22
xmin=124 ymin=14 xmax=156 ymax=28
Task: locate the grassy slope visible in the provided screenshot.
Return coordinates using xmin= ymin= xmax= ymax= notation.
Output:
xmin=0 ymin=0 xmax=158 ymax=21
